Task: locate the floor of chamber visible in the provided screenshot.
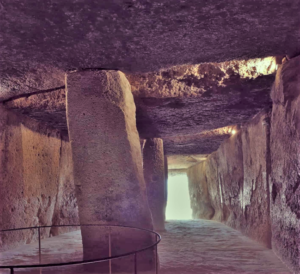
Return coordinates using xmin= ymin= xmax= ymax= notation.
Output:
xmin=0 ymin=220 xmax=290 ymax=273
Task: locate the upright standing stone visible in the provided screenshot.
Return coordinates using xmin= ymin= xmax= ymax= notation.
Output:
xmin=187 ymin=161 xmax=215 ymax=220
xmin=241 ymin=111 xmax=271 ymax=248
xmin=270 ymin=56 xmax=300 ymax=273
xmin=143 ymin=138 xmax=166 ymax=231
xmin=66 ymin=70 xmax=154 ymax=272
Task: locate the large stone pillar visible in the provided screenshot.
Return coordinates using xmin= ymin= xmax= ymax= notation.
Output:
xmin=66 ymin=70 xmax=154 ymax=272
xmin=143 ymin=138 xmax=166 ymax=231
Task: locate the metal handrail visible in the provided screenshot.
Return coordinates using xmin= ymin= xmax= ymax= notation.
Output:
xmin=0 ymin=224 xmax=161 ymax=274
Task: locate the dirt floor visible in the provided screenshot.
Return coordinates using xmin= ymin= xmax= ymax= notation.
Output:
xmin=159 ymin=220 xmax=290 ymax=274
xmin=0 ymin=220 xmax=290 ymax=274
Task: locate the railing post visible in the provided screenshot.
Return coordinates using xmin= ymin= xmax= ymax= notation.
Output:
xmin=38 ymin=227 xmax=41 ymax=264
xmin=109 ymin=229 xmax=112 ymax=274
xmin=156 ymin=235 xmax=158 ymax=274
xmin=10 ymin=267 xmax=14 ymax=274
xmin=134 ymin=253 xmax=137 ymax=274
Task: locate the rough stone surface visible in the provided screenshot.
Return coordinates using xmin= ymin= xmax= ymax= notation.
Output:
xmin=66 ymin=70 xmax=154 ymax=271
xmin=135 ymin=76 xmax=272 ymax=138
xmin=187 ymin=111 xmax=272 ymax=248
xmin=163 ymin=126 xmax=233 ymax=156
xmin=3 ymin=89 xmax=68 ymax=136
xmin=217 ymin=111 xmax=272 ymax=248
xmin=0 ymin=106 xmax=79 ymax=250
xmin=216 ymin=129 xmax=245 ymax=230
xmin=187 ymin=162 xmax=214 ymax=220
xmin=2 ymin=59 xmax=274 ymax=158
xmin=143 ymin=138 xmax=166 ymax=231
xmin=3 ymin=89 xmax=239 ymax=173
xmin=3 ymin=66 xmax=274 ymax=139
xmin=167 ymin=154 xmax=207 ymax=170
xmin=3 ymin=86 xmax=247 ymax=156
xmin=50 ymin=141 xmax=79 ymax=237
xmin=0 ymin=0 xmax=299 ymax=100
xmin=241 ymin=111 xmax=271 ymax=248
xmin=205 ymin=152 xmax=228 ymax=222
xmin=270 ymin=56 xmax=300 ymax=272
xmin=128 ymin=57 xmax=277 ymax=98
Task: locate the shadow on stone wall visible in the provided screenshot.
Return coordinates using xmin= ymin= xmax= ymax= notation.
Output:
xmin=0 ymin=106 xmax=79 ymax=251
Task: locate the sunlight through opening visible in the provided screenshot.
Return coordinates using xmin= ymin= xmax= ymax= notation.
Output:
xmin=166 ymin=172 xmax=192 ymax=220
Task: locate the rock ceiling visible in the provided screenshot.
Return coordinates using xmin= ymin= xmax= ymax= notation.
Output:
xmin=1 ymin=0 xmax=299 ymax=169
xmin=3 ymin=58 xmax=276 ymax=169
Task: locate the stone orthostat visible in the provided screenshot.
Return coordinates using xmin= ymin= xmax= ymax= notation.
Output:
xmin=143 ymin=138 xmax=167 ymax=231
xmin=66 ymin=70 xmax=154 ymax=271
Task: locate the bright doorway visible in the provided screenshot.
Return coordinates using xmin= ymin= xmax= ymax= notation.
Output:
xmin=166 ymin=172 xmax=192 ymax=220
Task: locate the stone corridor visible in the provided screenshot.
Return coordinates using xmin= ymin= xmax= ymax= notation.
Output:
xmin=1 ymin=1 xmax=300 ymax=272
xmin=0 ymin=220 xmax=290 ymax=274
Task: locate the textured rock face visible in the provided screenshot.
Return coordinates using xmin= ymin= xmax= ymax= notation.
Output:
xmin=241 ymin=112 xmax=271 ymax=248
xmin=167 ymin=154 xmax=208 ymax=170
xmin=0 ymin=106 xmax=79 ymax=250
xmin=143 ymin=138 xmax=166 ymax=231
xmin=218 ymin=111 xmax=271 ymax=248
xmin=0 ymin=1 xmax=299 ymax=101
xmin=270 ymin=56 xmax=300 ymax=272
xmin=187 ymin=162 xmax=214 ymax=220
xmin=3 ymin=88 xmax=68 ymax=136
xmin=50 ymin=141 xmax=79 ymax=237
xmin=66 ymin=70 xmax=154 ymax=271
xmin=217 ymin=130 xmax=244 ymax=230
xmin=2 ymin=59 xmax=274 ymax=156
xmin=163 ymin=126 xmax=233 ymax=156
xmin=128 ymin=57 xmax=277 ymax=98
xmin=187 ymin=111 xmax=272 ymax=248
xmin=66 ymin=69 xmax=153 ymax=229
xmin=135 ymin=77 xmax=272 ymax=138
xmin=205 ymin=152 xmax=228 ymax=222
xmin=2 ymin=57 xmax=275 ymax=163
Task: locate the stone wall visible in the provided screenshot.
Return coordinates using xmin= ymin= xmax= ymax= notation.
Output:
xmin=187 ymin=161 xmax=214 ymax=220
xmin=217 ymin=129 xmax=245 ymax=231
xmin=241 ymin=111 xmax=272 ymax=248
xmin=270 ymin=56 xmax=300 ymax=272
xmin=0 ymin=105 xmax=79 ymax=250
xmin=185 ymin=57 xmax=300 ymax=272
xmin=187 ymin=110 xmax=272 ymax=248
xmin=206 ymin=152 xmax=229 ymax=222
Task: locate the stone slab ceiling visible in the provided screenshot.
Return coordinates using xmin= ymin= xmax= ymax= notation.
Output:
xmin=3 ymin=59 xmax=276 ymax=158
xmin=1 ymin=0 xmax=298 ymax=168
xmin=0 ymin=0 xmax=300 ymax=100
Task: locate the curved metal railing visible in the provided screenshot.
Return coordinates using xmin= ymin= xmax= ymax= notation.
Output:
xmin=0 ymin=224 xmax=161 ymax=274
